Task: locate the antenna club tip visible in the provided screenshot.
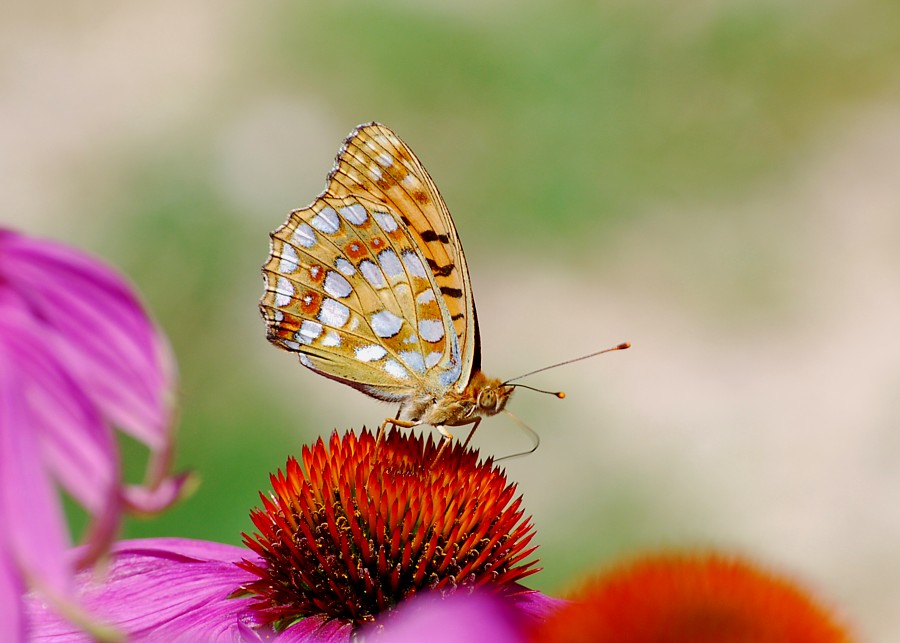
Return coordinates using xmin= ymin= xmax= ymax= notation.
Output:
xmin=556 ymin=391 xmax=566 ymax=399
xmin=617 ymin=342 xmax=631 ymax=350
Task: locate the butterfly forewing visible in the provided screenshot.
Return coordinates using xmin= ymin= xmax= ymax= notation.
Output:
xmin=330 ymin=124 xmax=478 ymax=380
xmin=261 ymin=123 xmax=477 ymax=403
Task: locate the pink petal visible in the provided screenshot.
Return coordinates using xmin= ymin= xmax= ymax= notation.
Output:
xmin=275 ymin=615 xmax=352 ymax=642
xmin=506 ymin=586 xmax=567 ymax=623
xmin=0 ymin=310 xmax=118 ymax=515
xmin=0 ymin=548 xmax=27 ymax=643
xmin=26 ymin=539 xmax=258 ymax=642
xmin=123 ymin=471 xmax=195 ymax=515
xmin=0 ymin=231 xmax=175 ymax=448
xmin=0 ymin=350 xmax=72 ymax=601
xmin=360 ymin=591 xmax=525 ymax=643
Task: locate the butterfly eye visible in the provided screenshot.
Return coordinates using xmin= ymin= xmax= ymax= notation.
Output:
xmin=479 ymin=389 xmax=497 ymax=410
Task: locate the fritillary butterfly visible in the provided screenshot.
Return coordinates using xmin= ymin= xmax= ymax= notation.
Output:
xmin=260 ymin=122 xmax=513 ymax=447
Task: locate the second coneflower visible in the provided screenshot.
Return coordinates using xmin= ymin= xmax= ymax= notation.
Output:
xmin=27 ymin=429 xmax=557 ymax=641
xmin=530 ymin=552 xmax=853 ymax=643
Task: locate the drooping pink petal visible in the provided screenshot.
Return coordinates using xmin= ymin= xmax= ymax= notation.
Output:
xmin=26 ymin=539 xmax=260 ymax=643
xmin=1 ymin=228 xmax=186 ymax=637
xmin=0 ymin=346 xmax=73 ymax=603
xmin=0 ymin=230 xmax=176 ymax=449
xmin=0 ymin=307 xmax=118 ymax=515
xmin=0 ymin=542 xmax=27 ymax=643
xmin=0 ymin=305 xmax=122 ymax=572
xmin=123 ymin=472 xmax=195 ymax=516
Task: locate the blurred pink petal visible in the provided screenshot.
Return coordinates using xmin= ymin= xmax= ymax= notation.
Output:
xmin=0 ymin=307 xmax=118 ymax=515
xmin=0 ymin=229 xmax=184 ymax=639
xmin=0 ymin=230 xmax=175 ymax=447
xmin=0 ymin=494 xmax=27 ymax=643
xmin=362 ymin=591 xmax=525 ymax=643
xmin=124 ymin=472 xmax=196 ymax=515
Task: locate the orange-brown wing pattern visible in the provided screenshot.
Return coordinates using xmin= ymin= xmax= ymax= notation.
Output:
xmin=260 ymin=123 xmax=474 ymax=402
xmin=329 ymin=123 xmax=479 ymax=386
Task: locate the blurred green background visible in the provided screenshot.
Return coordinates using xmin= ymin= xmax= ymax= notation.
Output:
xmin=4 ymin=1 xmax=900 ymax=639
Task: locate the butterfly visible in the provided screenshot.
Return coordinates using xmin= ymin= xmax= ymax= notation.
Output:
xmin=260 ymin=121 xmax=518 ymax=450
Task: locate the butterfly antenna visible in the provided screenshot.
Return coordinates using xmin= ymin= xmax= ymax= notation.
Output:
xmin=495 ymin=409 xmax=541 ymax=462
xmin=503 ymin=342 xmax=631 ymax=385
xmin=507 ymin=383 xmax=566 ymax=399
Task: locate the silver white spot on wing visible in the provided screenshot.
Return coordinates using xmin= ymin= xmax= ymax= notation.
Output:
xmin=369 ymin=166 xmax=382 ymax=181
xmin=416 ymin=289 xmax=436 ymax=304
xmin=311 ymin=207 xmax=340 ymax=234
xmin=299 ymin=354 xmax=313 ymax=368
xmin=295 ymin=320 xmax=323 ymax=345
xmin=376 ymin=152 xmax=393 ymax=167
xmin=402 ymin=251 xmax=427 ymax=278
xmin=371 ymin=310 xmax=403 ymax=338
xmin=373 ymin=211 xmax=398 ymax=233
xmin=339 ymin=204 xmax=368 ymax=225
xmin=284 ymin=340 xmax=301 ymax=351
xmin=439 ymin=346 xmax=463 ymax=387
xmin=321 ymin=331 xmax=341 ymax=347
xmin=273 ymin=310 xmax=284 ymax=323
xmin=425 ymin=351 xmax=442 ymax=368
xmin=384 ymin=359 xmax=409 ymax=380
xmin=318 ymin=298 xmax=350 ymax=327
xmin=360 ymin=260 xmax=386 ymax=288
xmin=292 ymin=222 xmax=316 ymax=248
xmin=378 ymin=250 xmax=403 ymax=279
xmin=356 ymin=345 xmax=388 ymax=362
xmin=335 ymin=257 xmax=356 ymax=276
xmin=401 ymin=174 xmax=418 ymax=189
xmin=399 ymin=350 xmax=425 ymax=373
xmin=274 ymin=277 xmax=294 ymax=307
xmin=324 ymin=271 xmax=352 ymax=298
xmin=277 ymin=245 xmax=299 ymax=274
xmin=418 ymin=319 xmax=445 ymax=343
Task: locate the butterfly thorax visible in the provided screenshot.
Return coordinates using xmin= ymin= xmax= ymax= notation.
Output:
xmin=399 ymin=370 xmax=513 ymax=427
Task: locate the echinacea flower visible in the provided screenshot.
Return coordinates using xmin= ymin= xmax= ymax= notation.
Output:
xmin=531 ymin=552 xmax=853 ymax=643
xmin=0 ymin=229 xmax=187 ymax=639
xmin=26 ymin=429 xmax=560 ymax=641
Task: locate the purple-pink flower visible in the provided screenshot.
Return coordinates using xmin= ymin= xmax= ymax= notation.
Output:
xmin=0 ymin=229 xmax=187 ymax=640
xmin=25 ymin=430 xmax=561 ymax=642
xmin=27 ymin=538 xmax=554 ymax=643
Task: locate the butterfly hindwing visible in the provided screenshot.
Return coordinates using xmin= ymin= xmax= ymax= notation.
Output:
xmin=261 ymin=124 xmax=478 ymax=401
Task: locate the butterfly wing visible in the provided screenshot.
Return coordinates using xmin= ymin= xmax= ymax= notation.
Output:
xmin=332 ymin=123 xmax=479 ymax=380
xmin=260 ymin=123 xmax=478 ymax=402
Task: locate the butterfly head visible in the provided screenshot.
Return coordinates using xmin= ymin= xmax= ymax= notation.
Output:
xmin=466 ymin=371 xmax=514 ymax=418
xmin=477 ymin=382 xmax=514 ymax=416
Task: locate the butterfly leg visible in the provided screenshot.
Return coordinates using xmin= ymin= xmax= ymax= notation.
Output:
xmin=460 ymin=417 xmax=483 ymax=451
xmin=377 ymin=414 xmax=418 ymax=446
xmin=432 ymin=425 xmax=456 ymax=463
